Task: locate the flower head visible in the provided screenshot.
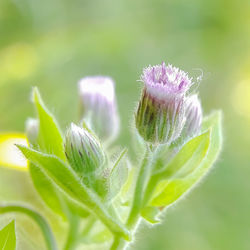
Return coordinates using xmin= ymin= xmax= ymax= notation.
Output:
xmin=141 ymin=62 xmax=193 ymax=100
xmin=136 ymin=62 xmax=194 ymax=144
xmin=78 ymin=76 xmax=120 ymax=141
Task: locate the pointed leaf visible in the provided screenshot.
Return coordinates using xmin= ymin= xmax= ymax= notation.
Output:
xmin=149 ymin=111 xmax=222 ymax=207
xmin=29 ymin=163 xmax=66 ymax=219
xmin=29 ymin=163 xmax=89 ymax=219
xmin=154 ymin=131 xmax=210 ymax=180
xmin=143 ymin=131 xmax=210 ymax=206
xmin=17 ymin=145 xmax=130 ymax=239
xmin=141 ymin=206 xmax=160 ymax=224
xmin=0 ymin=220 xmax=16 ymax=250
xmin=31 ymin=88 xmax=82 ymax=218
xmin=33 ymin=87 xmax=65 ymax=161
xmin=108 ymin=148 xmax=128 ymax=200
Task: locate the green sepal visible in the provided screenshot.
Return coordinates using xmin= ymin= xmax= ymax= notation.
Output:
xmin=0 ymin=220 xmax=16 ymax=250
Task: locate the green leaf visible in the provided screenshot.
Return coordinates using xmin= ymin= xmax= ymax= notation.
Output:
xmin=154 ymin=131 xmax=211 ymax=180
xmin=33 ymin=87 xmax=65 ymax=161
xmin=29 ymin=163 xmax=89 ymax=220
xmin=141 ymin=206 xmax=160 ymax=224
xmin=120 ymin=160 xmax=137 ymax=204
xmin=17 ymin=145 xmax=130 ymax=240
xmin=0 ymin=220 xmax=16 ymax=250
xmin=143 ymin=131 xmax=210 ymax=207
xmin=108 ymin=148 xmax=128 ymax=200
xmin=29 ymin=163 xmax=67 ymax=219
xmin=31 ymin=88 xmax=89 ymax=219
xmin=149 ymin=111 xmax=222 ymax=207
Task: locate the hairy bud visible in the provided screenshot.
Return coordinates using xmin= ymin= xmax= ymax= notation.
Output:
xmin=184 ymin=94 xmax=202 ymax=137
xmin=78 ymin=76 xmax=120 ymax=142
xmin=25 ymin=118 xmax=39 ymax=147
xmin=136 ymin=62 xmax=194 ymax=144
xmin=65 ymin=123 xmax=105 ymax=175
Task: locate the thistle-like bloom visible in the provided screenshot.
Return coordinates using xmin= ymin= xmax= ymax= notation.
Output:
xmin=136 ymin=62 xmax=194 ymax=144
xmin=184 ymin=94 xmax=202 ymax=137
xmin=65 ymin=123 xmax=105 ymax=176
xmin=78 ymin=76 xmax=120 ymax=141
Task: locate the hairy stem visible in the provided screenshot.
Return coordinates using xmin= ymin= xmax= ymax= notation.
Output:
xmin=110 ymin=235 xmax=127 ymax=250
xmin=64 ymin=215 xmax=80 ymax=250
xmin=142 ymin=176 xmax=158 ymax=207
xmin=126 ymin=148 xmax=151 ymax=229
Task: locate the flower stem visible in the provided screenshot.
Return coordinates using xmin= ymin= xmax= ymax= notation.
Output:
xmin=126 ymin=148 xmax=151 ymax=229
xmin=64 ymin=214 xmax=80 ymax=250
xmin=0 ymin=204 xmax=57 ymax=250
xmin=79 ymin=216 xmax=96 ymax=239
xmin=110 ymin=235 xmax=127 ymax=250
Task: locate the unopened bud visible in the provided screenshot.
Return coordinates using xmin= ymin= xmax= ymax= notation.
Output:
xmin=136 ymin=62 xmax=194 ymax=145
xmin=65 ymin=123 xmax=105 ymax=176
xmin=78 ymin=76 xmax=120 ymax=142
xmin=25 ymin=118 xmax=39 ymax=147
xmin=184 ymin=94 xmax=202 ymax=137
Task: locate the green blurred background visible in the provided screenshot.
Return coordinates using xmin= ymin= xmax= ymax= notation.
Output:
xmin=0 ymin=0 xmax=250 ymax=249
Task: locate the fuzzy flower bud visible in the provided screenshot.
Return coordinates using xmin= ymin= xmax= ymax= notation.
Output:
xmin=25 ymin=118 xmax=39 ymax=147
xmin=64 ymin=123 xmax=106 ymax=178
xmin=78 ymin=76 xmax=120 ymax=141
xmin=184 ymin=94 xmax=202 ymax=137
xmin=136 ymin=62 xmax=194 ymax=144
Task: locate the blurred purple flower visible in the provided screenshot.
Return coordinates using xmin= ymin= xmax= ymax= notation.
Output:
xmin=78 ymin=76 xmax=120 ymax=142
xmin=184 ymin=94 xmax=202 ymax=137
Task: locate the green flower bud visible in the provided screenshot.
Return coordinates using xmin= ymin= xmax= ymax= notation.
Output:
xmin=65 ymin=123 xmax=105 ymax=176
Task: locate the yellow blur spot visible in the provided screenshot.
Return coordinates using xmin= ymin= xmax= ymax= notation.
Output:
xmin=0 ymin=133 xmax=28 ymax=171
xmin=0 ymin=43 xmax=38 ymax=83
xmin=231 ymin=79 xmax=250 ymax=119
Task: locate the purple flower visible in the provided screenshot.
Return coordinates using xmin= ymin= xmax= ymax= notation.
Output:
xmin=141 ymin=62 xmax=193 ymax=100
xmin=136 ymin=62 xmax=195 ymax=144
xmin=78 ymin=76 xmax=120 ymax=141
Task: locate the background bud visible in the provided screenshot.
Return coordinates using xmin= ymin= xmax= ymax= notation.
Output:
xmin=184 ymin=94 xmax=202 ymax=137
xmin=25 ymin=118 xmax=39 ymax=147
xmin=136 ymin=62 xmax=193 ymax=145
xmin=78 ymin=76 xmax=120 ymax=142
